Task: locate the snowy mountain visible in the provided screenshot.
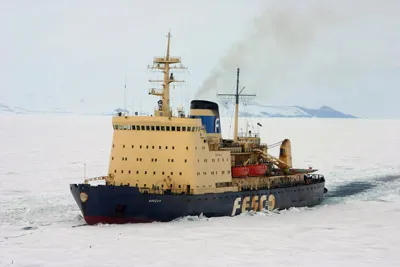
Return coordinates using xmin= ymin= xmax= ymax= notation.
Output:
xmin=232 ymin=103 xmax=357 ymax=118
xmin=0 ymin=103 xmax=71 ymax=115
xmin=0 ymin=102 xmax=356 ymax=118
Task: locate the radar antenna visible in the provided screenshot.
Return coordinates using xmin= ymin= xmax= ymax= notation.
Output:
xmin=217 ymin=68 xmax=255 ymax=141
xmin=148 ymin=31 xmax=187 ymax=117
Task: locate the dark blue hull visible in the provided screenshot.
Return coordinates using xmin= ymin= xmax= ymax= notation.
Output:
xmin=70 ymin=179 xmax=326 ymax=225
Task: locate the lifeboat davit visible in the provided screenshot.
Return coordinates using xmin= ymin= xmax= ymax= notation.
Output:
xmin=231 ymin=166 xmax=249 ymax=178
xmin=248 ymin=164 xmax=268 ymax=177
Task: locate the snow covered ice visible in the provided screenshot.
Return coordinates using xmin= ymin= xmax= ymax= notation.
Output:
xmin=1 ymin=114 xmax=400 ymax=266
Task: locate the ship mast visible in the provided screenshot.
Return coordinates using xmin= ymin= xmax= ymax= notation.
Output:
xmin=217 ymin=68 xmax=255 ymax=141
xmin=148 ymin=31 xmax=186 ymax=117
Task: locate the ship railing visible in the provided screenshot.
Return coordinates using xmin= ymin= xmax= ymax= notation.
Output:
xmin=152 ymin=56 xmax=182 ymax=64
xmin=84 ymin=176 xmax=109 ymax=184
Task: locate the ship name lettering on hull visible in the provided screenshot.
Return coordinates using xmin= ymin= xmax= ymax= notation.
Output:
xmin=231 ymin=194 xmax=276 ymax=216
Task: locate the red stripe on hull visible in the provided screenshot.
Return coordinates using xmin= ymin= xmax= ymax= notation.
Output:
xmin=84 ymin=216 xmax=154 ymax=225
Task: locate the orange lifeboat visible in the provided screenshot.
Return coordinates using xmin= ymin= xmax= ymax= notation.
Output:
xmin=231 ymin=166 xmax=249 ymax=178
xmin=248 ymin=164 xmax=268 ymax=177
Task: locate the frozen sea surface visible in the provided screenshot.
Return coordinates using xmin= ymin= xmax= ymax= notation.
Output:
xmin=0 ymin=114 xmax=399 ymax=267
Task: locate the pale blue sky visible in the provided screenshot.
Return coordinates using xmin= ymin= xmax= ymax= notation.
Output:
xmin=1 ymin=0 xmax=399 ymax=118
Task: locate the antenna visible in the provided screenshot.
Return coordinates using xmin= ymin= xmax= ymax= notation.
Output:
xmin=84 ymin=163 xmax=86 ymax=179
xmin=124 ymin=72 xmax=127 ymax=112
xmin=217 ymin=68 xmax=256 ymax=141
xmin=147 ymin=31 xmax=187 ymax=117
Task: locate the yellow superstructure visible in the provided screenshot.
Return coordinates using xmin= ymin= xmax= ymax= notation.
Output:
xmin=90 ymin=32 xmax=315 ymax=196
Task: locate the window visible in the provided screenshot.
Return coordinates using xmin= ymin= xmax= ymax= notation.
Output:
xmin=171 ymin=126 xmax=175 ymax=131
xmin=156 ymin=126 xmax=160 ymax=131
xmin=182 ymin=126 xmax=186 ymax=131
xmin=186 ymin=146 xmax=189 ymax=150
xmin=151 ymin=126 xmax=155 ymax=131
xmin=184 ymin=159 xmax=187 ymax=163
xmin=177 ymin=126 xmax=181 ymax=131
xmin=146 ymin=126 xmax=150 ymax=131
xmin=153 ymin=171 xmax=156 ymax=175
xmin=162 ymin=171 xmax=165 ymax=175
xmin=132 ymin=125 xmax=136 ymax=130
xmin=152 ymin=146 xmax=154 ymax=149
xmin=128 ymin=170 xmax=131 ymax=174
xmin=171 ymin=172 xmax=173 ymax=175
xmin=141 ymin=126 xmax=145 ymax=130
xmin=165 ymin=146 xmax=168 ymax=149
xmin=121 ymin=170 xmax=124 ymax=173
xmin=166 ymin=126 xmax=170 ymax=131
xmin=159 ymin=146 xmax=161 ymax=149
xmin=146 ymin=145 xmax=149 ymax=149
xmin=123 ymin=145 xmax=125 ymax=148
xmin=112 ymin=157 xmax=114 ymax=160
xmin=131 ymin=145 xmax=134 ymax=148
xmin=137 ymin=125 xmax=140 ymax=131
xmin=172 ymin=146 xmax=175 ymax=150
xmin=161 ymin=126 xmax=165 ymax=131
xmin=136 ymin=171 xmax=139 ymax=174
xmin=140 ymin=145 xmax=142 ymax=149
xmin=188 ymin=127 xmax=191 ymax=131
xmin=114 ymin=170 xmax=117 ymax=173
xmin=145 ymin=171 xmax=147 ymax=175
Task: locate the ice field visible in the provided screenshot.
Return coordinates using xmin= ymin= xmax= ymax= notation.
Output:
xmin=1 ymin=114 xmax=400 ymax=266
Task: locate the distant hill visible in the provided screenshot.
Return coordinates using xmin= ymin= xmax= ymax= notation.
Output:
xmin=0 ymin=102 xmax=356 ymax=118
xmin=235 ymin=103 xmax=356 ymax=118
xmin=0 ymin=103 xmax=71 ymax=115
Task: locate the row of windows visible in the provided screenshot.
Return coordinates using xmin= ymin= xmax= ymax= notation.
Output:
xmin=114 ymin=124 xmax=201 ymax=132
xmin=200 ymin=158 xmax=230 ymax=163
xmin=112 ymin=157 xmax=229 ymax=163
xmin=114 ymin=144 xmax=207 ymax=150
xmin=114 ymin=169 xmax=231 ymax=176
xmin=112 ymin=157 xmax=188 ymax=163
xmin=196 ymin=171 xmax=231 ymax=175
xmin=115 ymin=170 xmax=183 ymax=176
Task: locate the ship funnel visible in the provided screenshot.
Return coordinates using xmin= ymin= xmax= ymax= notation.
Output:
xmin=190 ymin=100 xmax=221 ymax=134
xmin=279 ymin=139 xmax=292 ymax=168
